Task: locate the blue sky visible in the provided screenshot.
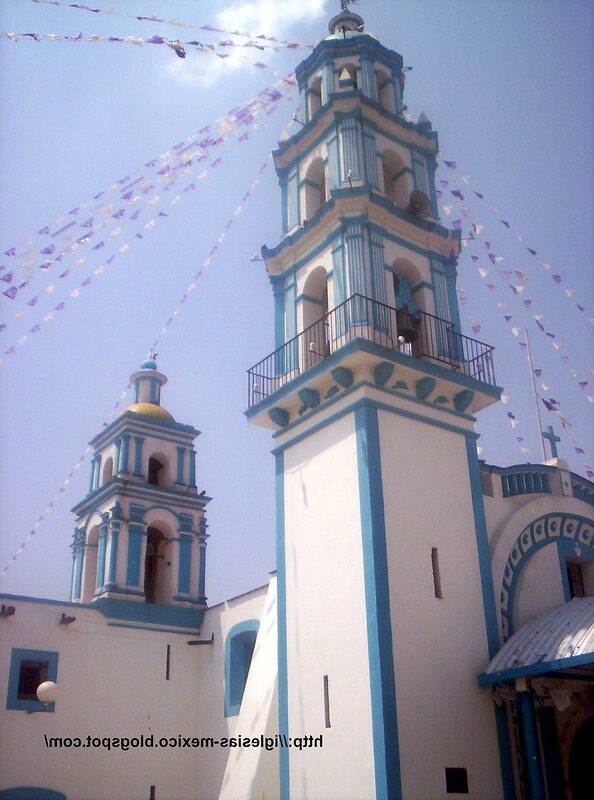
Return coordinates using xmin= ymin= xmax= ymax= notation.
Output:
xmin=0 ymin=0 xmax=592 ymax=605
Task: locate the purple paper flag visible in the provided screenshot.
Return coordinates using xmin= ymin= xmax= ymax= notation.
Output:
xmin=3 ymin=287 xmax=17 ymax=300
xmin=4 ymin=247 xmax=16 ymax=257
xmin=552 ymin=274 xmax=562 ymax=284
xmin=444 ymin=160 xmax=457 ymax=169
xmin=527 ymin=248 xmax=537 ymax=255
xmin=1 ymin=271 xmax=13 ymax=283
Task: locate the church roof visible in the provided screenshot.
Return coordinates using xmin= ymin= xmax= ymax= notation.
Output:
xmin=125 ymin=402 xmax=175 ymax=422
xmin=479 ymin=597 xmax=594 ymax=684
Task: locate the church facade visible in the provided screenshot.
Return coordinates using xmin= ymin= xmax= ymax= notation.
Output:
xmin=1 ymin=8 xmax=593 ymax=800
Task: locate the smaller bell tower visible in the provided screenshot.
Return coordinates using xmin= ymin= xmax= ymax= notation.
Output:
xmin=70 ymin=359 xmax=209 ymax=630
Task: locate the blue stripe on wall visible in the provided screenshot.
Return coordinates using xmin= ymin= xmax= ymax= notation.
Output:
xmin=355 ymin=404 xmax=402 ymax=800
xmin=275 ymin=451 xmax=290 ymax=800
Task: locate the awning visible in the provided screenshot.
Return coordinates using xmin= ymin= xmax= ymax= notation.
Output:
xmin=478 ymin=597 xmax=594 ymax=685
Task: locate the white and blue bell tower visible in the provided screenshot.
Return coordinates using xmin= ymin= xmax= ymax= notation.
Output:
xmin=70 ymin=359 xmax=210 ymax=632
xmin=247 ymin=7 xmax=509 ymax=800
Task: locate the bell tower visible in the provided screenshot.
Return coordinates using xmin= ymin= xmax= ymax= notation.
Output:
xmin=247 ymin=8 xmax=507 ymax=800
xmin=70 ymin=359 xmax=209 ymax=631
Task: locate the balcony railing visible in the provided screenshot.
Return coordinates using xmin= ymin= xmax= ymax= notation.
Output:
xmin=247 ymin=294 xmax=496 ymax=408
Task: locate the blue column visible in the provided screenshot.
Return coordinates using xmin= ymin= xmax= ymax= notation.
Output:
xmin=198 ymin=542 xmax=207 ymax=601
xmin=412 ymin=153 xmax=429 ymax=195
xmin=178 ymin=534 xmax=192 ymax=594
xmin=286 ymin=165 xmax=299 ymax=229
xmin=93 ymin=454 xmax=102 ymax=489
xmin=120 ymin=434 xmax=130 ymax=474
xmin=321 ymin=61 xmax=333 ymax=105
xmin=176 ymin=447 xmax=186 ymax=484
xmin=394 ymin=71 xmax=403 ymax=113
xmin=106 ymin=527 xmax=119 ymax=586
xmin=133 ymin=436 xmax=144 ymax=476
xmin=345 ymin=223 xmax=368 ymax=322
xmin=189 ymin=449 xmax=197 ymax=487
xmin=362 ymin=122 xmax=379 ymax=188
xmin=114 ymin=438 xmax=122 ymax=474
xmin=517 ymin=690 xmax=545 ymax=800
xmin=359 ymin=56 xmax=377 ymax=101
xmin=340 ymin=118 xmax=361 ymax=180
xmin=96 ymin=528 xmax=108 ymax=592
xmin=73 ymin=547 xmax=84 ymax=600
xmin=127 ymin=524 xmax=144 ymax=586
xmin=369 ymin=229 xmax=387 ymax=304
xmin=327 ymin=129 xmax=341 ymax=190
xmin=88 ymin=458 xmax=96 ymax=493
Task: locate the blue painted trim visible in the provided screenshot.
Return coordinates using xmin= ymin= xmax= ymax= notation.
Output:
xmin=73 ymin=548 xmax=83 ymax=600
xmin=224 ymin=619 xmax=260 ymax=717
xmin=557 ymin=542 xmax=573 ymax=602
xmin=500 ymin=514 xmax=594 ymax=640
xmin=106 ymin=621 xmax=202 ymax=635
xmin=95 ymin=598 xmax=205 ymax=628
xmin=107 ymin=529 xmax=118 ymax=585
xmin=198 ymin=542 xmax=207 ymax=600
xmin=517 ymin=692 xmax=545 ymax=799
xmin=246 ymin=338 xmax=500 ymax=425
xmin=270 ymin=386 xmax=479 ymax=456
xmin=127 ymin=524 xmax=144 ymax=586
xmin=176 ymin=447 xmax=186 ymax=484
xmin=6 ymin=648 xmax=59 ymax=713
xmin=493 ymin=703 xmax=517 ymax=800
xmin=133 ymin=436 xmax=144 ymax=476
xmin=0 ymin=790 xmax=67 ymax=800
xmin=465 ymin=437 xmax=500 ymax=658
xmin=72 ymin=480 xmax=209 ymax=517
xmin=0 ymin=593 xmax=88 ymax=608
xmin=276 ymin=452 xmax=289 ymax=800
xmin=96 ymin=531 xmax=107 ymax=592
xmin=355 ymin=405 xmax=401 ymax=800
xmin=188 ymin=449 xmax=197 ymax=488
xmin=178 ymin=534 xmax=192 ymax=594
xmin=120 ymin=434 xmax=130 ymax=473
xmin=480 ymin=649 xmax=594 ymax=685
xmin=89 ymin=412 xmax=200 ymax=448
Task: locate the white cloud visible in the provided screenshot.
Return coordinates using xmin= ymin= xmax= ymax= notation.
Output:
xmin=164 ymin=0 xmax=329 ymax=88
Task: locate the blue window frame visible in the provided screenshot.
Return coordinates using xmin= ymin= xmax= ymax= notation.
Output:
xmin=224 ymin=620 xmax=259 ymax=717
xmin=6 ymin=648 xmax=59 ymax=713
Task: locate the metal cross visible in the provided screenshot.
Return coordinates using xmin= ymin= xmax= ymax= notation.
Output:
xmin=341 ymin=0 xmax=359 ymax=11
xmin=542 ymin=424 xmax=561 ymax=458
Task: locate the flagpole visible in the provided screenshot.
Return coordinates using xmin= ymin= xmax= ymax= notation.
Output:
xmin=525 ymin=327 xmax=547 ymax=461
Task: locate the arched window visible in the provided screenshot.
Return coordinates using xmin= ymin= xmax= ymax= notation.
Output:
xmin=144 ymin=526 xmax=166 ymax=604
xmin=375 ymin=69 xmax=396 ymax=113
xmin=148 ymin=456 xmax=165 ymax=487
xmin=382 ymin=150 xmax=410 ymax=207
xmin=102 ymin=456 xmax=113 ymax=484
xmin=308 ymin=75 xmax=322 ymax=118
xmin=301 ymin=266 xmax=329 ymax=369
xmin=303 ymin=158 xmax=327 ymax=221
xmin=224 ymin=620 xmax=259 ymax=717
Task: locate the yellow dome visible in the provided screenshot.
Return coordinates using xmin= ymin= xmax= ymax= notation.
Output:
xmin=125 ymin=402 xmax=175 ymax=422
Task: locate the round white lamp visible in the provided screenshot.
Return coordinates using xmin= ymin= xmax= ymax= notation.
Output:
xmin=36 ymin=681 xmax=58 ymax=705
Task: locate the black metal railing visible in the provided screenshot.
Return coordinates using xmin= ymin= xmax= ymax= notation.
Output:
xmin=247 ymin=294 xmax=496 ymax=407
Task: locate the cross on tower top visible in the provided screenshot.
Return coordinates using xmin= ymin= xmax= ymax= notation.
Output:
xmin=542 ymin=424 xmax=561 ymax=459
xmin=341 ymin=0 xmax=359 ymax=10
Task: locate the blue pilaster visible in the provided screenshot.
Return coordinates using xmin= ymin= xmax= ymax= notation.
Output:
xmin=273 ymin=280 xmax=286 ymax=350
xmin=120 ymin=434 xmax=130 ymax=474
xmin=133 ymin=436 xmax=144 ymax=476
xmin=88 ymin=458 xmax=96 ymax=493
xmin=176 ymin=447 xmax=186 ymax=485
xmin=359 ymin=55 xmax=377 ymax=100
xmin=73 ymin=546 xmax=84 ymax=600
xmin=412 ymin=153 xmax=429 ymax=195
xmin=517 ymin=691 xmax=545 ymax=800
xmin=369 ymin=229 xmax=387 ymax=305
xmin=189 ymin=449 xmax=197 ymax=487
xmin=362 ymin=122 xmax=379 ymax=188
xmin=178 ymin=534 xmax=192 ymax=594
xmin=327 ymin=129 xmax=341 ymax=190
xmin=96 ymin=526 xmax=108 ymax=592
xmin=106 ymin=526 xmax=119 ymax=586
xmin=340 ymin=118 xmax=361 ymax=180
xmin=127 ymin=520 xmax=145 ymax=586
xmin=355 ymin=404 xmax=401 ymax=800
xmin=287 ymin=165 xmax=299 ymax=230
xmin=345 ymin=223 xmax=367 ymax=321
xmin=114 ymin=438 xmax=122 ymax=474
xmin=93 ymin=454 xmax=102 ymax=490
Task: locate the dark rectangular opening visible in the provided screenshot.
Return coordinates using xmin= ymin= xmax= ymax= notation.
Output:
xmin=445 ymin=767 xmax=468 ymax=794
xmin=431 ymin=547 xmax=442 ymax=599
xmin=323 ymin=674 xmax=331 ymax=728
xmin=567 ymin=562 xmax=585 ymax=599
xmin=17 ymin=660 xmax=48 ymax=701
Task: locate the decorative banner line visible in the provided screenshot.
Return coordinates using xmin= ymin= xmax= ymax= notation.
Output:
xmin=1 ymin=30 xmax=311 ymax=58
xmin=1 ymin=73 xmax=297 ymax=308
xmin=0 ymin=133 xmax=281 ymax=578
xmin=0 ymin=95 xmax=295 ymax=362
xmin=440 ymin=195 xmax=592 ymax=398
xmin=29 ymin=0 xmax=315 ymax=49
xmin=439 ymin=160 xmax=591 ymax=320
xmin=454 ymin=262 xmax=591 ymax=471
xmin=458 ymin=282 xmax=591 ymax=469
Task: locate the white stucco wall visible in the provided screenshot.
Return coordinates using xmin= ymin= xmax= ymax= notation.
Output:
xmin=283 ymin=411 xmax=376 ymax=800
xmin=0 ymin=584 xmax=270 ymax=800
xmin=377 ymin=409 xmax=503 ymax=800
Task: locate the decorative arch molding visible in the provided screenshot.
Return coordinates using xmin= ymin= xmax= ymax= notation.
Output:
xmin=500 ymin=512 xmax=594 ymax=640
